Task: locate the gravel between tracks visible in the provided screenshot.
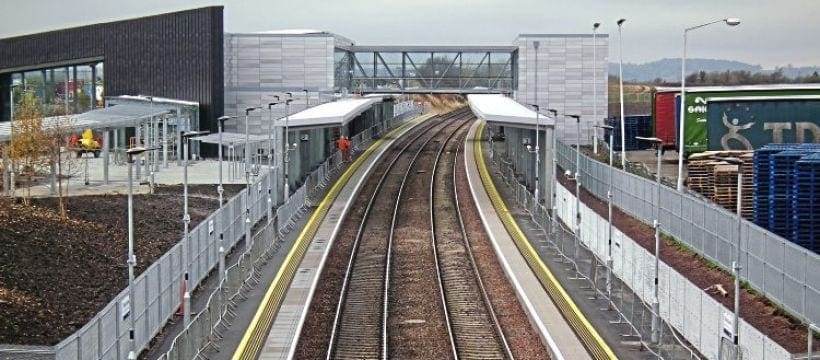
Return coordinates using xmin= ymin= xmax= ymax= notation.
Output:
xmin=455 ymin=137 xmax=552 ymax=359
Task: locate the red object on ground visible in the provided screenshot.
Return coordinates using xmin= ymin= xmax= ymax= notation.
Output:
xmin=654 ymin=91 xmax=677 ymax=148
xmin=337 ymin=137 xmax=351 ymax=162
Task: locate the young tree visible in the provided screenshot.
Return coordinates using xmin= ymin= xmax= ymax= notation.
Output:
xmin=43 ymin=115 xmax=79 ymax=218
xmin=10 ymin=92 xmax=48 ymax=204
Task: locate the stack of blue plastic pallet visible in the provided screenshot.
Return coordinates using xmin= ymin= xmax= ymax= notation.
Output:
xmin=793 ymin=153 xmax=820 ymax=251
xmin=753 ymin=144 xmax=798 ymax=228
xmin=753 ymin=143 xmax=820 ymax=253
xmin=606 ymin=115 xmax=652 ymax=151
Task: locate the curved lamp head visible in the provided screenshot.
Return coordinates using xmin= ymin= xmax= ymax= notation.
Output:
xmin=617 ymin=18 xmax=626 ymax=26
xmin=593 ymin=22 xmax=601 ymax=30
xmin=725 ymin=18 xmax=741 ymax=26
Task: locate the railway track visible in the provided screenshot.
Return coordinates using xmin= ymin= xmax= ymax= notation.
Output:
xmin=430 ymin=119 xmax=514 ymax=359
xmin=326 ymin=108 xmax=472 ymax=360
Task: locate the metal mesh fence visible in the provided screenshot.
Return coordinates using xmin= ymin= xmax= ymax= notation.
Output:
xmin=493 ymin=153 xmax=700 ymax=359
xmin=7 ymin=102 xmax=423 ymax=360
xmin=556 ymin=140 xmax=820 ymax=327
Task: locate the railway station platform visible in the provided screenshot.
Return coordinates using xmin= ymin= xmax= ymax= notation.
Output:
xmin=229 ymin=113 xmax=432 ymax=360
xmin=226 ymin=105 xmax=615 ymax=360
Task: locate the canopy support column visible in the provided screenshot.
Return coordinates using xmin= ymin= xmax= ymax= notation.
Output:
xmin=102 ymin=128 xmax=110 ymax=185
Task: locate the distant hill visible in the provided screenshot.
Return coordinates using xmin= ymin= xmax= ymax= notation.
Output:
xmin=609 ymin=58 xmax=762 ymax=82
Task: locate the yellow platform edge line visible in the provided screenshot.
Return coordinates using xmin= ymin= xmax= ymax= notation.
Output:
xmin=472 ymin=122 xmax=617 ymax=360
xmin=232 ymin=114 xmax=434 ymax=360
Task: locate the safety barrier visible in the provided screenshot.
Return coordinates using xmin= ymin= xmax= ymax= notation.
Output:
xmin=557 ymin=140 xmax=820 ymax=327
xmin=483 ymin=124 xmax=700 ymax=359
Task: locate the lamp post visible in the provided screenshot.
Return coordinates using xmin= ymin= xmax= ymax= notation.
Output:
xmin=637 ymin=135 xmax=663 ymax=343
xmin=6 ymin=83 xmax=18 ymax=196
xmin=548 ymin=108 xmax=559 ymax=234
xmin=676 ymin=18 xmax=741 ymax=191
xmin=180 ymin=130 xmax=209 ymax=326
xmin=146 ymin=96 xmax=156 ymax=194
xmin=283 ymin=94 xmax=294 ymax=202
xmin=592 ymin=22 xmax=600 ymax=155
xmin=566 ymin=114 xmax=582 ymax=261
xmin=267 ymin=99 xmax=280 ymax=221
xmin=125 ymin=146 xmax=148 ymax=360
xmin=217 ymin=116 xmax=237 ymax=207
xmin=303 ymin=89 xmax=309 ymax=106
xmin=244 ymin=107 xmax=261 ymax=254
xmin=527 ymin=104 xmax=541 ymax=216
xmin=713 ymin=156 xmax=744 ymax=358
xmin=595 ymin=124 xmax=615 ymax=306
xmin=616 ymin=18 xmax=627 ymax=168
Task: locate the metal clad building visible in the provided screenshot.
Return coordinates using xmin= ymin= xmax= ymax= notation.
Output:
xmin=0 ymin=6 xmax=224 ymax=134
xmin=516 ymin=34 xmax=609 ymax=144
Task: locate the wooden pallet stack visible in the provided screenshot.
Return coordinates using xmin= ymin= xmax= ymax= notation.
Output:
xmin=687 ymin=160 xmax=718 ymax=199
xmin=713 ymin=164 xmax=739 ymax=210
xmin=739 ymin=153 xmax=755 ymax=219
xmin=687 ymin=151 xmax=755 ymax=220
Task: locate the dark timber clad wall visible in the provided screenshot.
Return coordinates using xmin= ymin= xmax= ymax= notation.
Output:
xmin=0 ymin=6 xmax=224 ymax=134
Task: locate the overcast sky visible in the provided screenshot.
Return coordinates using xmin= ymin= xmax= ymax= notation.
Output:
xmin=2 ymin=0 xmax=819 ymax=68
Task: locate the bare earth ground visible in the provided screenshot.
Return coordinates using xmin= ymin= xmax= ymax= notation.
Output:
xmin=0 ymin=184 xmax=242 ymax=345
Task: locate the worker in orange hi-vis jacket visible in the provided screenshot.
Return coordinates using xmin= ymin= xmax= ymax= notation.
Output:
xmin=337 ymin=136 xmax=351 ymax=162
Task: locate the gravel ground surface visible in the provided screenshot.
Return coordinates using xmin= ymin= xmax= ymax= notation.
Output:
xmin=455 ymin=140 xmax=553 ymax=359
xmin=556 ymin=166 xmax=815 ymax=354
xmin=293 ymin=117 xmax=447 ymax=358
xmin=387 ymin=120 xmax=463 ymax=359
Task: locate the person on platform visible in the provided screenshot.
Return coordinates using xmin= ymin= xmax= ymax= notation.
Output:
xmin=337 ymin=136 xmax=351 ymax=162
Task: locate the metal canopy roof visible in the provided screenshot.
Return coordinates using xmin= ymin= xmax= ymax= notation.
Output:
xmin=0 ymin=104 xmax=170 ymax=142
xmin=467 ymin=94 xmax=555 ymax=130
xmin=655 ymin=83 xmax=820 ymax=93
xmin=278 ymin=97 xmax=381 ymax=129
xmin=191 ymin=132 xmax=270 ymax=146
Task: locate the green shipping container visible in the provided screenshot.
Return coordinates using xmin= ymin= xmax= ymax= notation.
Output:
xmin=706 ymin=97 xmax=820 ymax=151
xmin=657 ymin=84 xmax=820 ymax=154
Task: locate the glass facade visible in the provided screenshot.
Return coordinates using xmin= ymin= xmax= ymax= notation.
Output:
xmin=6 ymin=62 xmax=103 ymax=121
xmin=335 ymin=49 xmax=515 ymax=93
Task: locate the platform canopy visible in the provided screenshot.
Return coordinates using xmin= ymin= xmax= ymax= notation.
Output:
xmin=191 ymin=132 xmax=270 ymax=145
xmin=277 ymin=97 xmax=381 ymax=129
xmin=0 ymin=103 xmax=171 ymax=142
xmin=467 ymin=94 xmax=555 ymax=130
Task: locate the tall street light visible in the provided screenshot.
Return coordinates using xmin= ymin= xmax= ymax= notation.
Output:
xmin=676 ymin=18 xmax=741 ymax=191
xmin=594 ymin=124 xmax=615 ymax=306
xmin=7 ymin=83 xmax=20 ymax=196
xmin=303 ymin=89 xmax=309 ymax=106
xmin=217 ymin=116 xmax=238 ymax=207
xmin=244 ymin=107 xmax=261 ymax=254
xmin=548 ymin=108 xmax=559 ymax=234
xmin=592 ymin=22 xmax=601 ymax=155
xmin=125 ymin=146 xmax=148 ymax=360
xmin=566 ymin=114 xmax=582 ymax=261
xmin=283 ymin=94 xmax=295 ymax=202
xmin=267 ymin=99 xmax=280 ymax=222
xmin=180 ymin=129 xmax=209 ymax=326
xmin=616 ymin=18 xmax=627 ymax=168
xmin=528 ymin=104 xmax=541 ymax=216
xmin=637 ymin=135 xmax=663 ymax=343
xmin=713 ymin=156 xmax=744 ymax=359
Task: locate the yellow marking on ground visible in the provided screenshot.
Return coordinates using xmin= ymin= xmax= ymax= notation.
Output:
xmin=472 ymin=122 xmax=618 ymax=360
xmin=231 ymin=114 xmax=434 ymax=360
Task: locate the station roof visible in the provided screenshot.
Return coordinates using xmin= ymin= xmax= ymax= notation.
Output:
xmin=655 ymin=83 xmax=820 ymax=93
xmin=0 ymin=104 xmax=170 ymax=142
xmin=278 ymin=97 xmax=382 ymax=129
xmin=190 ymin=132 xmax=270 ymax=146
xmin=467 ymin=94 xmax=555 ymax=129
